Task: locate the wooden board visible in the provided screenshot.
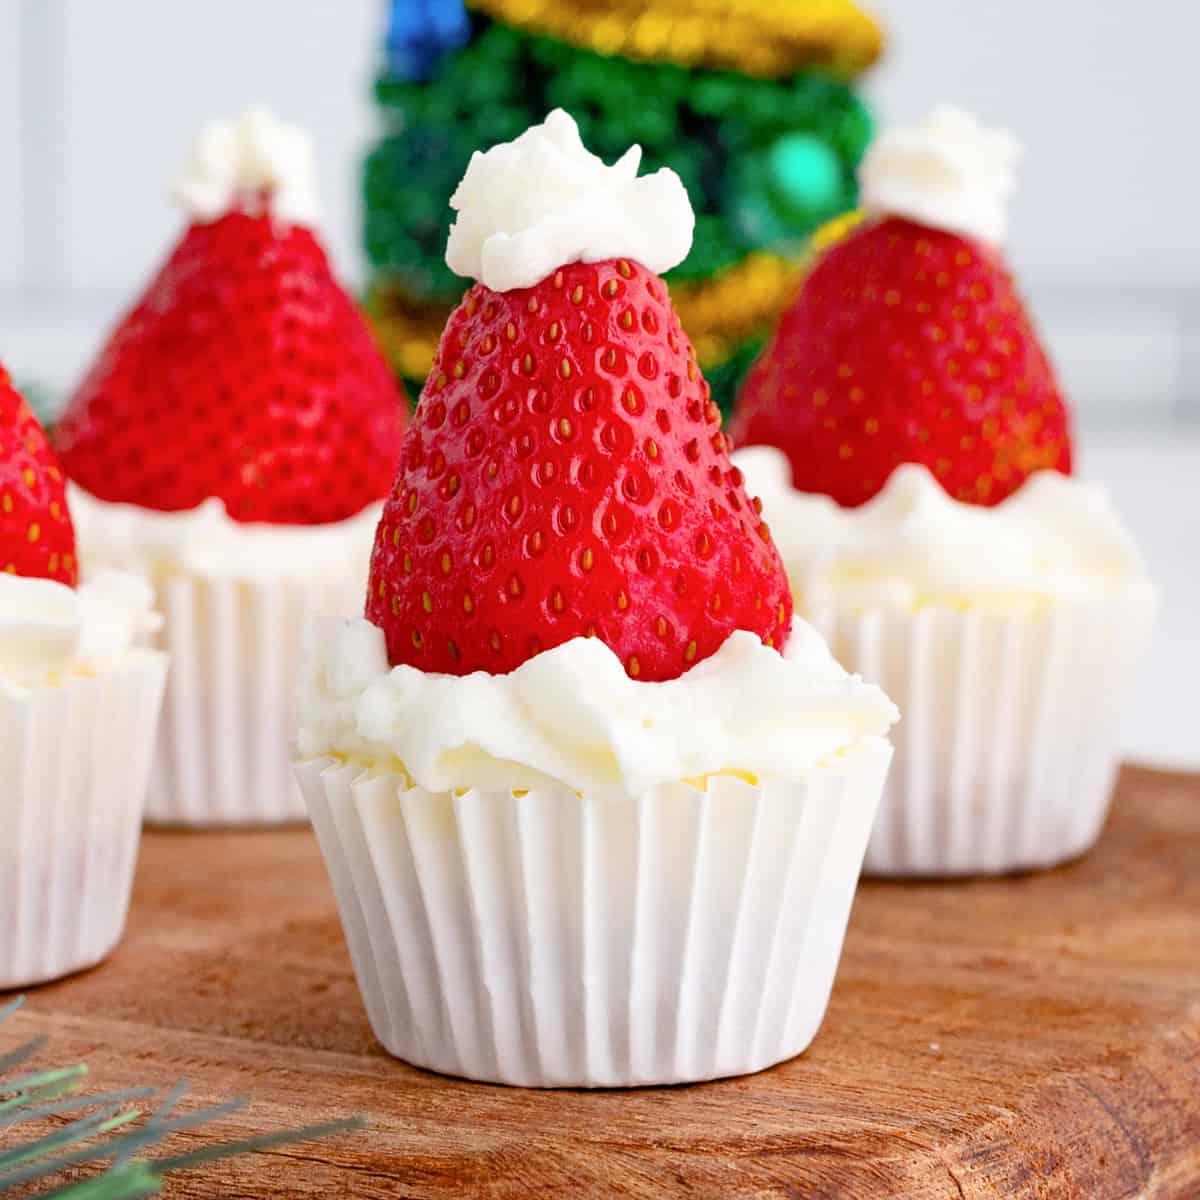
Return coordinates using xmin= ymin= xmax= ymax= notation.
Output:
xmin=3 ymin=766 xmax=1199 ymax=1198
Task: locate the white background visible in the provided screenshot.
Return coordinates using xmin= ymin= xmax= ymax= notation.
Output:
xmin=0 ymin=0 xmax=1196 ymax=764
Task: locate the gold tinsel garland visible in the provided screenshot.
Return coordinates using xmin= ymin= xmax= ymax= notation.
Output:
xmin=368 ymin=250 xmax=812 ymax=386
xmin=669 ymin=252 xmax=807 ymax=367
xmin=466 ymin=0 xmax=883 ymax=79
xmin=367 ymin=287 xmax=454 ymax=384
xmin=807 ymin=207 xmax=866 ymax=254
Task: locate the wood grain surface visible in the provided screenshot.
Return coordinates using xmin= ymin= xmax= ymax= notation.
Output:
xmin=2 ymin=766 xmax=1198 ymax=1198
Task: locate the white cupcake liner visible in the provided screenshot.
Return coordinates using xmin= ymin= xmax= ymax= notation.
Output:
xmin=0 ymin=653 xmax=167 ymax=989
xmin=807 ymin=582 xmax=1155 ymax=876
xmin=295 ymin=737 xmax=892 ymax=1088
xmin=147 ymin=573 xmax=362 ymax=826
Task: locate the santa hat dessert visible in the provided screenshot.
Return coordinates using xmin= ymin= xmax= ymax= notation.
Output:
xmin=55 ymin=110 xmax=407 ymax=826
xmin=0 ymin=366 xmax=166 ymax=987
xmin=733 ymin=107 xmax=1154 ymax=875
xmin=294 ymin=111 xmax=898 ymax=1087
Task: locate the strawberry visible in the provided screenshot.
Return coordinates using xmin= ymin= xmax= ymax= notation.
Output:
xmin=730 ymin=215 xmax=1072 ymax=507
xmin=0 ymin=366 xmax=77 ymax=586
xmin=367 ymin=258 xmax=792 ymax=681
xmin=54 ymin=210 xmax=406 ymax=525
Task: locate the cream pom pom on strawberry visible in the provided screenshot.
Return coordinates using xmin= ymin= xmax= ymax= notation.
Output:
xmin=55 ymin=110 xmax=405 ymax=525
xmin=367 ymin=110 xmax=792 ymax=680
xmin=1 ymin=366 xmax=76 ymax=586
xmin=731 ymin=107 xmax=1072 ymax=508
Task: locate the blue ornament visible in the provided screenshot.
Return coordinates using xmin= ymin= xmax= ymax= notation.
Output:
xmin=385 ymin=0 xmax=471 ymax=82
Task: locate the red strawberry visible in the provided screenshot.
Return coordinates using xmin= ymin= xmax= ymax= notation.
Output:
xmin=367 ymin=258 xmax=792 ymax=681
xmin=0 ymin=366 xmax=77 ymax=586
xmin=54 ymin=210 xmax=406 ymax=525
xmin=731 ymin=215 xmax=1072 ymax=507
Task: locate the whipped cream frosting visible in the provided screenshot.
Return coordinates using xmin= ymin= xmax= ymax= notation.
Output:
xmin=859 ymin=105 xmax=1022 ymax=246
xmin=296 ymin=618 xmax=898 ymax=800
xmin=0 ymin=569 xmax=160 ymax=696
xmin=445 ymin=109 xmax=695 ymax=293
xmin=172 ymin=108 xmax=319 ymax=226
xmin=69 ymin=486 xmax=381 ymax=582
xmin=734 ymin=447 xmax=1147 ymax=612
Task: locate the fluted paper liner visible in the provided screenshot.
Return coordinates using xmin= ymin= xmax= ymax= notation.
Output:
xmin=147 ymin=573 xmax=361 ymax=826
xmin=807 ymin=582 xmax=1156 ymax=876
xmin=296 ymin=737 xmax=892 ymax=1088
xmin=0 ymin=653 xmax=167 ymax=989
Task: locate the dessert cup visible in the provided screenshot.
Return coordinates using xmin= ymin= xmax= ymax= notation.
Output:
xmin=71 ymin=491 xmax=376 ymax=826
xmin=295 ymin=617 xmax=896 ymax=1087
xmin=1 ymin=575 xmax=167 ymax=988
xmin=297 ymin=738 xmax=891 ymax=1087
xmin=52 ymin=109 xmax=405 ymax=828
xmin=811 ymin=587 xmax=1154 ymax=876
xmin=297 ymin=110 xmax=898 ymax=1087
xmin=730 ymin=108 xmax=1155 ymax=876
xmin=738 ymin=448 xmax=1155 ymax=876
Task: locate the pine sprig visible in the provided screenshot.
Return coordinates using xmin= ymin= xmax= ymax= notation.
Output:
xmin=0 ymin=997 xmax=364 ymax=1197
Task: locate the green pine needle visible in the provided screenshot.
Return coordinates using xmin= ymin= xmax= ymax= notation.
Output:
xmin=3 ymin=1065 xmax=88 ymax=1102
xmin=151 ymin=1117 xmax=366 ymax=1172
xmin=0 ymin=997 xmax=365 ymax=1197
xmin=0 ymin=1107 xmax=143 ymax=1172
xmin=12 ymin=1090 xmax=158 ymax=1126
xmin=0 ymin=1033 xmax=48 ymax=1074
xmin=38 ymin=1161 xmax=161 ymax=1200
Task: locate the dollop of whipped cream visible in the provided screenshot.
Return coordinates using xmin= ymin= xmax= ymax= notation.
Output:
xmin=859 ymin=105 xmax=1022 ymax=246
xmin=296 ymin=619 xmax=897 ymax=801
xmin=69 ymin=487 xmax=380 ymax=582
xmin=735 ymin=447 xmax=1147 ymax=612
xmin=445 ymin=109 xmax=695 ymax=292
xmin=0 ymin=570 xmax=160 ymax=694
xmin=172 ymin=107 xmax=318 ymax=226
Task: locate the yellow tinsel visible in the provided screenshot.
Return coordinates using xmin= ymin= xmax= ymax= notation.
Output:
xmin=369 ymin=249 xmax=808 ymax=383
xmin=669 ymin=251 xmax=806 ymax=368
xmin=466 ymin=0 xmax=884 ymax=79
xmin=367 ymin=287 xmax=456 ymax=382
xmin=808 ymin=208 xmax=865 ymax=254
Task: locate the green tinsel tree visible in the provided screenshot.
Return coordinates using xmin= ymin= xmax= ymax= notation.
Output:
xmin=363 ymin=0 xmax=883 ymax=412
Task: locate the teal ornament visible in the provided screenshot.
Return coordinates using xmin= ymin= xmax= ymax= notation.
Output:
xmin=765 ymin=133 xmax=843 ymax=224
xmin=730 ymin=131 xmax=847 ymax=250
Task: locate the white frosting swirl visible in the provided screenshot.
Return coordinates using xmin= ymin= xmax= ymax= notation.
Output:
xmin=172 ymin=108 xmax=318 ymax=227
xmin=860 ymin=106 xmax=1022 ymax=246
xmin=69 ymin=487 xmax=380 ymax=583
xmin=0 ymin=570 xmax=160 ymax=695
xmin=445 ymin=109 xmax=695 ymax=292
xmin=734 ymin=447 xmax=1147 ymax=612
xmin=296 ymin=619 xmax=898 ymax=801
